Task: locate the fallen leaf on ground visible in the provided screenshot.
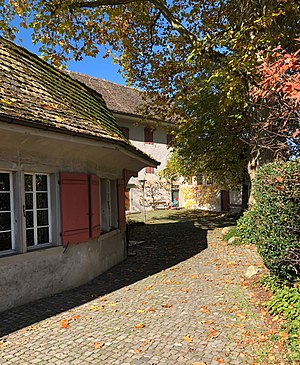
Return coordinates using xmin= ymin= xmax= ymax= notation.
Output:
xmin=207 ymin=328 xmax=219 ymax=339
xmin=189 ymin=274 xmax=199 ymax=279
xmin=71 ymin=315 xmax=80 ymax=320
xmin=88 ymin=304 xmax=104 ymax=311
xmin=162 ymin=304 xmax=173 ymax=308
xmin=192 ymin=362 xmax=207 ymax=365
xmin=257 ymin=333 xmax=269 ymax=342
xmin=183 ymin=335 xmax=193 ymax=342
xmin=135 ymin=323 xmax=145 ymax=329
xmin=236 ymin=312 xmax=247 ymax=319
xmin=199 ymin=305 xmax=211 ymax=314
xmin=25 ymin=325 xmax=38 ymax=331
xmin=198 ymin=320 xmax=214 ymax=325
xmin=134 ymin=348 xmax=142 ymax=354
xmin=147 ymin=307 xmax=156 ymax=312
xmin=214 ymin=358 xmax=225 ymax=364
xmin=93 ymin=342 xmax=104 ymax=349
xmin=0 ymin=340 xmax=7 ymax=348
xmin=60 ymin=319 xmax=69 ymax=328
xmin=181 ymin=287 xmax=189 ymax=293
xmin=280 ymin=332 xmax=289 ymax=340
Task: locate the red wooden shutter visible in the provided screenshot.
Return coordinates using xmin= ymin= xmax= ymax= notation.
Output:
xmin=60 ymin=172 xmax=89 ymax=245
xmin=144 ymin=127 xmax=153 ymax=144
xmin=125 ymin=188 xmax=130 ymax=211
xmin=146 ymin=167 xmax=154 ymax=174
xmin=90 ymin=175 xmax=101 ymax=239
xmin=167 ymin=133 xmax=175 ymax=146
xmin=117 ymin=179 xmax=126 ymax=230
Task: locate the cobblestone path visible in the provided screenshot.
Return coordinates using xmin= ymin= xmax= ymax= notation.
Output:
xmin=0 ymin=216 xmax=272 ymax=365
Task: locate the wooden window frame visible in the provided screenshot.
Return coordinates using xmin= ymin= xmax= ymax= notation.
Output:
xmin=0 ymin=171 xmax=15 ymax=252
xmin=24 ymin=173 xmax=52 ymax=248
xmin=167 ymin=133 xmax=175 ymax=146
xmin=146 ymin=167 xmax=155 ymax=174
xmin=144 ymin=127 xmax=154 ymax=144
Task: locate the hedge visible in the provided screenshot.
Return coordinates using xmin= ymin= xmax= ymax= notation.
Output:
xmin=237 ymin=158 xmax=300 ymax=282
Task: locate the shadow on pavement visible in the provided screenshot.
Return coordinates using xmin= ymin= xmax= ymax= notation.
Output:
xmin=0 ymin=218 xmax=224 ymax=337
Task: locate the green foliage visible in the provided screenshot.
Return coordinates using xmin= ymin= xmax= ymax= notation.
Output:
xmin=1 ymin=1 xmax=299 ymax=186
xmin=261 ymin=275 xmax=300 ymax=361
xmin=237 ymin=159 xmax=300 ymax=282
xmin=223 ymin=226 xmax=240 ymax=243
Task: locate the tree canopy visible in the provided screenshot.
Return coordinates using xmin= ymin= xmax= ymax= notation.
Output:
xmin=1 ymin=0 xmax=300 ymax=186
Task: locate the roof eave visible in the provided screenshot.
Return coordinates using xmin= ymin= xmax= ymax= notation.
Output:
xmin=0 ymin=114 xmax=159 ymax=167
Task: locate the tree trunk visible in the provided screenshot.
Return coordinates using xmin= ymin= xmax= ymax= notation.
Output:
xmin=241 ymin=182 xmax=249 ymax=212
xmin=247 ymin=144 xmax=275 ymax=207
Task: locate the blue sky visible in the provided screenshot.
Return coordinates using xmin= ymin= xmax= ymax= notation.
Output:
xmin=13 ymin=29 xmax=126 ymax=85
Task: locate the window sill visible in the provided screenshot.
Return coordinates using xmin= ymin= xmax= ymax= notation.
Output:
xmin=0 ymin=249 xmax=18 ymax=258
xmin=0 ymin=245 xmax=62 ymax=264
xmin=100 ymin=228 xmax=120 ymax=239
xmin=27 ymin=243 xmax=58 ymax=252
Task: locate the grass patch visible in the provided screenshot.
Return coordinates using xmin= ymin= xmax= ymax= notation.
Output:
xmin=222 ymin=226 xmax=244 ymax=245
xmin=223 ymin=226 xmax=239 ymax=241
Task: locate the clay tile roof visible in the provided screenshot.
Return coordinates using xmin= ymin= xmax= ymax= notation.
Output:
xmin=70 ymin=72 xmax=179 ymax=125
xmin=70 ymin=72 xmax=146 ymax=118
xmin=0 ymin=37 xmax=126 ymax=141
xmin=0 ymin=37 xmax=158 ymax=166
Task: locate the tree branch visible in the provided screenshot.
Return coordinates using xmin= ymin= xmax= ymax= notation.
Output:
xmin=150 ymin=0 xmax=198 ymax=48
xmin=73 ymin=0 xmax=225 ymax=61
xmin=75 ymin=0 xmax=141 ymax=7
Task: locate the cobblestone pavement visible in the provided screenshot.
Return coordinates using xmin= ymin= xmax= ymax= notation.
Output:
xmin=0 ymin=217 xmax=271 ymax=365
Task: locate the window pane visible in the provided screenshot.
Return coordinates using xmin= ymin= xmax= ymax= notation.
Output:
xmin=36 ymin=175 xmax=48 ymax=191
xmin=0 ymin=212 xmax=11 ymax=231
xmin=36 ymin=193 xmax=48 ymax=208
xmin=0 ymin=232 xmax=12 ymax=251
xmin=26 ymin=229 xmax=34 ymax=246
xmin=24 ymin=175 xmax=33 ymax=191
xmin=0 ymin=173 xmax=10 ymax=191
xmin=25 ymin=211 xmax=33 ymax=228
xmin=37 ymin=210 xmax=49 ymax=226
xmin=0 ymin=193 xmax=10 ymax=211
xmin=37 ymin=227 xmax=49 ymax=244
xmin=25 ymin=193 xmax=33 ymax=209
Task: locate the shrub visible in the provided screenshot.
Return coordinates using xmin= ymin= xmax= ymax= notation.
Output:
xmin=223 ymin=226 xmax=241 ymax=244
xmin=261 ymin=275 xmax=300 ymax=362
xmin=237 ymin=159 xmax=300 ymax=282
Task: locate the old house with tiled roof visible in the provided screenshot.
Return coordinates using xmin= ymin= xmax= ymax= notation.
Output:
xmin=0 ymin=37 xmax=158 ymax=312
xmin=70 ymin=72 xmax=177 ymax=212
xmin=69 ymin=73 xmax=244 ymax=214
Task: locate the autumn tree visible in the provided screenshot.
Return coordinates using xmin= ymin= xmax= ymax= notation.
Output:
xmin=1 ymin=0 xmax=299 ymax=196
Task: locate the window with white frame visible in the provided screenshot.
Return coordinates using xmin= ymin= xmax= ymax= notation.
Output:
xmin=24 ymin=174 xmax=51 ymax=246
xmin=100 ymin=178 xmax=118 ymax=233
xmin=0 ymin=172 xmax=14 ymax=252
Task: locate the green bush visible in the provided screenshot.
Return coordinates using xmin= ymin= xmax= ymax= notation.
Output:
xmin=237 ymin=159 xmax=300 ymax=282
xmin=261 ymin=275 xmax=300 ymax=361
